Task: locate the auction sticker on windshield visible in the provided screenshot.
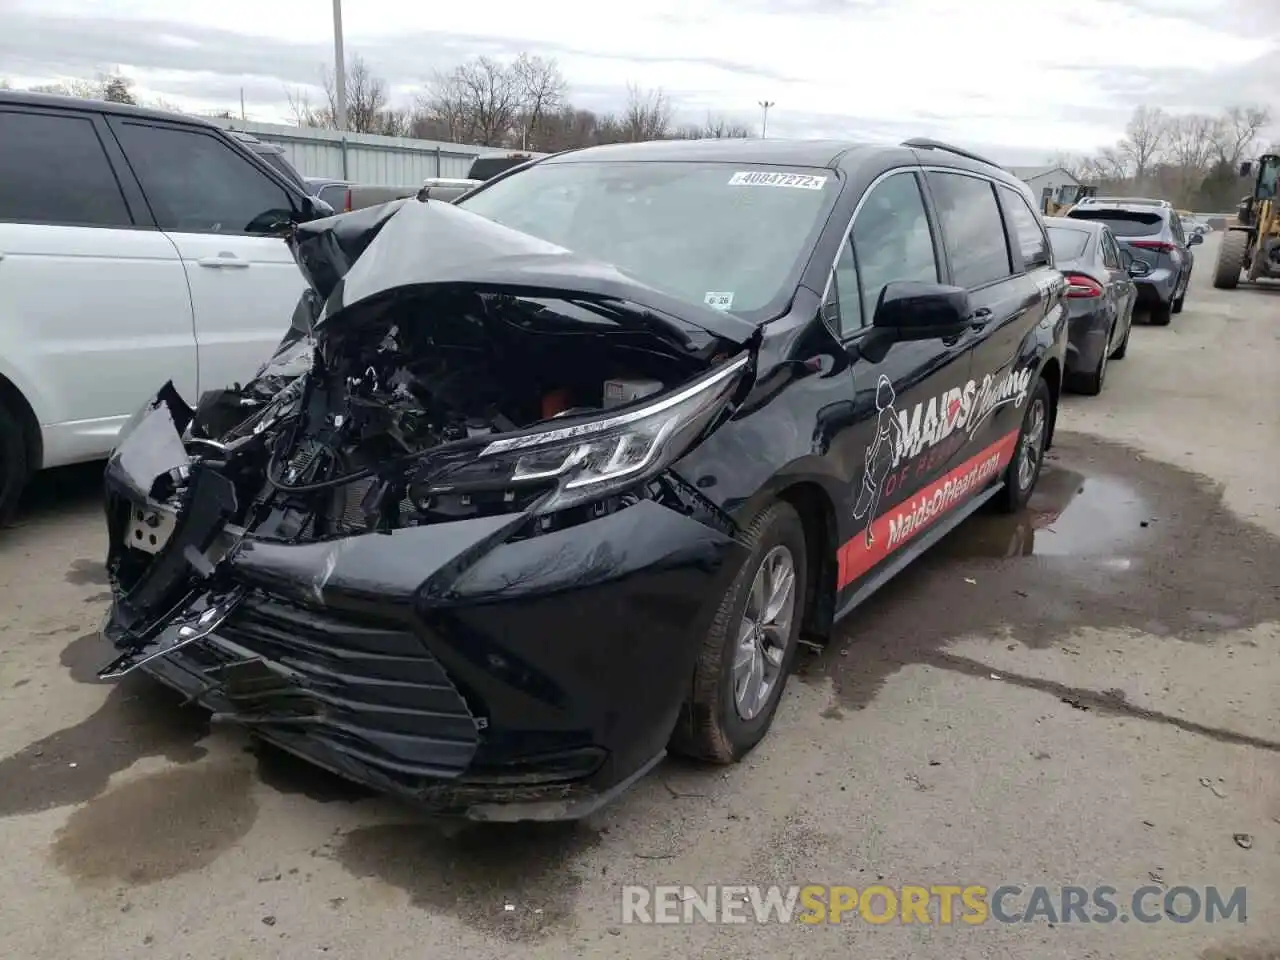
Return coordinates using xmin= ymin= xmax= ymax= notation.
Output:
xmin=728 ymin=171 xmax=828 ymax=190
xmin=704 ymin=291 xmax=735 ymax=310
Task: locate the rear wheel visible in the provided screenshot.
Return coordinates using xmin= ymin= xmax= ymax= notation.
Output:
xmin=996 ymin=377 xmax=1051 ymax=514
xmin=670 ymin=500 xmax=808 ymax=763
xmin=1213 ymin=230 xmax=1248 ymax=289
xmin=0 ymin=400 xmax=29 ymax=527
xmin=1069 ymin=332 xmax=1109 ymax=396
xmin=1110 ymin=314 xmax=1131 ymax=360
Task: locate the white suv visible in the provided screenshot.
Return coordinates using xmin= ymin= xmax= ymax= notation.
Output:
xmin=0 ymin=93 xmax=329 ymax=521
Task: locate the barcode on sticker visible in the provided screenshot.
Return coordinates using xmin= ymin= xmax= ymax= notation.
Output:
xmin=728 ymin=171 xmax=827 ymax=190
xmin=704 ymin=292 xmax=734 ymax=310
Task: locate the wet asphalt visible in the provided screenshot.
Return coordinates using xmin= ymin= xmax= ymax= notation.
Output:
xmin=0 ymin=233 xmax=1277 ymax=959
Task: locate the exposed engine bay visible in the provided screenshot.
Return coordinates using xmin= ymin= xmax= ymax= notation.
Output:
xmin=105 ymin=197 xmax=756 ymax=654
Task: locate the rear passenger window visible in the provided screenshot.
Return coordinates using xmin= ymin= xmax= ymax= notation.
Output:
xmin=926 ymin=172 xmax=1012 ymax=288
xmin=1101 ymin=231 xmax=1121 ymax=269
xmin=0 ymin=111 xmax=132 ymax=228
xmin=852 ymin=172 xmax=938 ymax=318
xmin=1000 ymin=187 xmax=1051 ymax=269
xmin=112 ymin=122 xmax=297 ymax=235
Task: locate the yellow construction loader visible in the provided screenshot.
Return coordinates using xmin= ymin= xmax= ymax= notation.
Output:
xmin=1213 ymin=154 xmax=1280 ymax=289
xmin=1042 ymin=184 xmax=1097 ymax=217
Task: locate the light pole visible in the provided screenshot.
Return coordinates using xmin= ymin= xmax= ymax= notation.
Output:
xmin=758 ymin=100 xmax=775 ymax=139
xmin=332 ymin=0 xmax=347 ymax=131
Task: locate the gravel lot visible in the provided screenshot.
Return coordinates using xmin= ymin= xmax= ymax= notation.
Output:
xmin=1 ymin=233 xmax=1277 ymax=959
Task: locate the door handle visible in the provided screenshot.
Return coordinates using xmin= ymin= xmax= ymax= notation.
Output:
xmin=197 ymin=254 xmax=249 ymax=269
xmin=967 ymin=307 xmax=993 ymax=328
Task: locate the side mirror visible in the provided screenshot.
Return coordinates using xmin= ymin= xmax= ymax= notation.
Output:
xmin=1120 ymin=249 xmax=1134 ymax=268
xmin=1128 ymin=259 xmax=1152 ymax=278
xmin=1187 ymin=232 xmax=1203 ymax=246
xmin=872 ymin=281 xmax=970 ymax=339
xmin=303 ymin=195 xmax=335 ymax=220
xmin=1240 ymin=161 xmax=1253 ymax=178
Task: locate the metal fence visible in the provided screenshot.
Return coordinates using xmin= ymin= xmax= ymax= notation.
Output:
xmin=204 ymin=117 xmax=544 ymax=185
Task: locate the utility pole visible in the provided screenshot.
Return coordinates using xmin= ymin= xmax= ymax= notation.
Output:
xmin=332 ymin=0 xmax=348 ymax=131
xmin=758 ymin=100 xmax=775 ymax=139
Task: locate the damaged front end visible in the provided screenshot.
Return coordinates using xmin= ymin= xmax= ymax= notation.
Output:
xmin=100 ymin=198 xmax=758 ymax=818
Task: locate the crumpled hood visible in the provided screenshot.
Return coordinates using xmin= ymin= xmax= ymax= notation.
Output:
xmin=288 ymin=197 xmax=759 ymax=346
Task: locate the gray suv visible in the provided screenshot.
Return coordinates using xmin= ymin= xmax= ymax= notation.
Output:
xmin=1065 ymin=202 xmax=1202 ymax=325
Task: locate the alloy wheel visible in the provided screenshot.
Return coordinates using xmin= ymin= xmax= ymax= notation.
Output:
xmin=1016 ymin=397 xmax=1047 ymax=492
xmin=733 ymin=545 xmax=797 ymax=721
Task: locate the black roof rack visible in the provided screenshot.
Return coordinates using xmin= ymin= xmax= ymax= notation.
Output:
xmin=901 ymin=137 xmax=1001 ymax=170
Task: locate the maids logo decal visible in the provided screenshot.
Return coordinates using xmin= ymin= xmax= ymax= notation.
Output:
xmin=895 ymin=367 xmax=1032 ymax=464
xmin=841 ymin=365 xmax=1034 ymax=582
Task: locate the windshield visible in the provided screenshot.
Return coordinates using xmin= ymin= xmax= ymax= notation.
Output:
xmin=1046 ymin=226 xmax=1090 ymax=261
xmin=457 ymin=160 xmax=839 ymax=320
xmin=1257 ymin=157 xmax=1280 ymax=199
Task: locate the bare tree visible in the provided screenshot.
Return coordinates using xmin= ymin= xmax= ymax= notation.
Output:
xmin=419 ymin=56 xmax=520 ymax=146
xmin=1211 ymin=105 xmax=1271 ymax=166
xmin=29 ymin=77 xmax=106 ymax=99
xmin=512 ymin=53 xmax=567 ymax=149
xmin=1044 ymin=151 xmax=1087 ymax=179
xmin=674 ymin=113 xmax=753 ymax=140
xmin=320 ymin=55 xmax=390 ymax=134
xmin=1165 ymin=113 xmax=1217 ymax=173
xmin=285 ymin=86 xmax=322 ymax=127
xmin=623 ymin=83 xmax=672 ymax=142
xmin=1119 ymin=105 xmax=1168 ymax=187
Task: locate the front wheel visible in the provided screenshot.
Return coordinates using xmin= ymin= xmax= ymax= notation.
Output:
xmin=995 ymin=377 xmax=1052 ymax=514
xmin=1149 ymin=301 xmax=1173 ymax=326
xmin=670 ymin=500 xmax=808 ymax=764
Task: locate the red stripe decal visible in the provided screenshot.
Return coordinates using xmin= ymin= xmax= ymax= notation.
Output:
xmin=837 ymin=430 xmax=1020 ymax=589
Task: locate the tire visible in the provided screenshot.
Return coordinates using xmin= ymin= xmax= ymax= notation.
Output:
xmin=670 ymin=500 xmax=808 ymax=764
xmin=995 ymin=377 xmax=1052 ymax=514
xmin=1172 ymin=293 xmax=1185 ymax=314
xmin=1110 ymin=315 xmax=1130 ymax=360
xmin=1069 ymin=334 xmax=1108 ymax=396
xmin=0 ymin=400 xmax=29 ymax=527
xmin=1213 ymin=230 xmax=1248 ymax=289
xmin=1149 ymin=301 xmax=1172 ymax=326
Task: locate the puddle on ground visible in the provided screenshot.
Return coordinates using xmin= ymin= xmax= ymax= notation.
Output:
xmin=51 ymin=760 xmax=257 ymax=886
xmin=60 ymin=631 xmax=114 ymax=685
xmin=334 ymin=821 xmax=600 ymax=942
xmin=64 ymin=559 xmax=108 ymax=586
xmin=798 ymin=432 xmax=1280 ymax=711
xmin=932 ymin=465 xmax=1151 ymax=559
xmin=251 ymin=742 xmax=375 ymax=804
xmin=0 ymin=675 xmax=209 ymax=818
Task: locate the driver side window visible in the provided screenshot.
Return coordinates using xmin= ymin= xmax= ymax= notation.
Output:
xmin=112 ymin=121 xmax=296 ymax=235
xmin=851 ymin=171 xmax=939 ymax=319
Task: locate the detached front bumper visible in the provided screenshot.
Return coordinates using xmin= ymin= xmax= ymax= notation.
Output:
xmin=100 ymin=396 xmax=748 ymax=821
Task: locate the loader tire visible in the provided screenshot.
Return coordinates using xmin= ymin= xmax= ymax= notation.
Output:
xmin=1213 ymin=230 xmax=1248 ymax=289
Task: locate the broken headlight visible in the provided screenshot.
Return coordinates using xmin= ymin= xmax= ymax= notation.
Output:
xmin=414 ymin=354 xmax=749 ymax=514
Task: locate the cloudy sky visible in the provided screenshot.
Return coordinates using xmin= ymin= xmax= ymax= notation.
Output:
xmin=1 ymin=0 xmax=1276 ymax=164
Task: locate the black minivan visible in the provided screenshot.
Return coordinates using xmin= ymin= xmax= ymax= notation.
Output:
xmin=99 ymin=137 xmax=1069 ymax=820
